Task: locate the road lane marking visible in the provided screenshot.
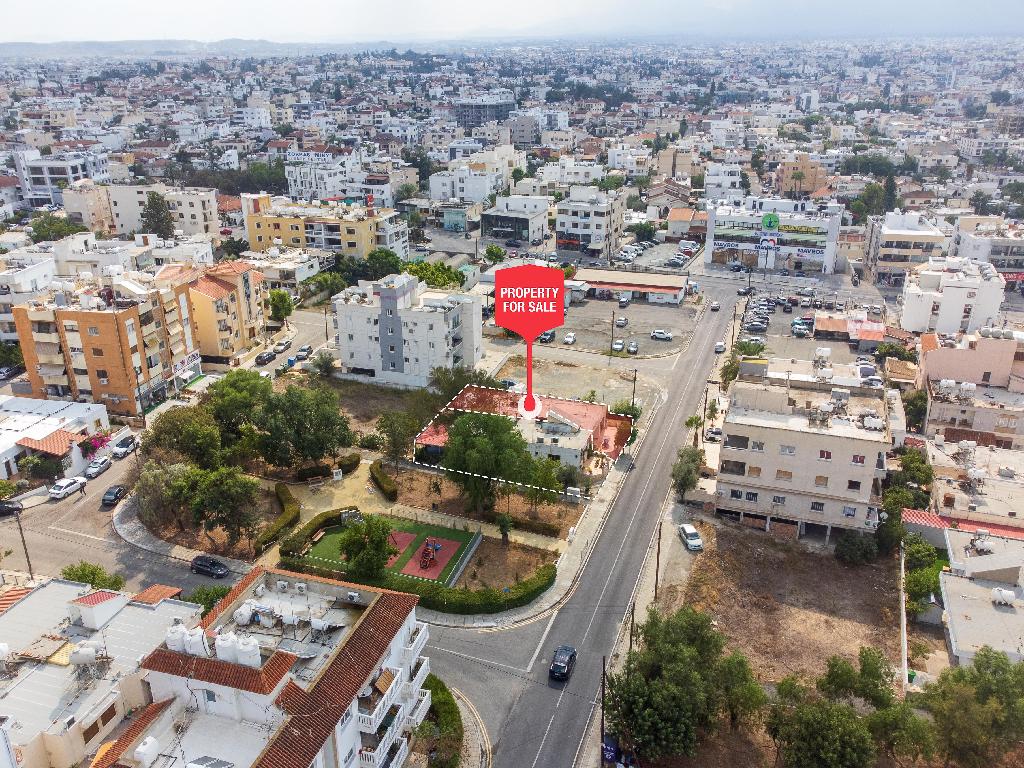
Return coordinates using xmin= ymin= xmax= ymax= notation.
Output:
xmin=47 ymin=526 xmax=112 ymax=542
xmin=526 ymin=609 xmax=558 ymax=673
xmin=427 ymin=644 xmax=528 ymax=674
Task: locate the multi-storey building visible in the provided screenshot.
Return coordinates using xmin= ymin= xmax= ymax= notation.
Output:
xmin=538 ymin=156 xmax=606 ymax=186
xmin=0 ymin=256 xmax=54 ymax=343
xmin=703 ymin=162 xmax=744 ymax=200
xmin=61 ymin=178 xmax=115 ymax=233
xmin=184 ymin=261 xmax=267 ymax=364
xmin=606 ymin=143 xmax=653 ymax=179
xmin=240 ymin=247 xmax=323 ymax=296
xmin=956 ymin=134 xmax=1011 ymax=159
xmin=777 ymin=152 xmax=828 ymax=197
xmin=106 ymin=184 xmax=219 ymax=237
xmin=14 ymin=148 xmax=110 ymax=207
xmin=6 ymin=233 xmax=154 ymax=278
xmin=953 ymin=217 xmax=1024 ymax=291
xmin=453 ymin=90 xmax=516 ymax=129
xmin=242 ymin=194 xmax=409 ymax=259
xmin=865 ymin=210 xmax=945 ymax=286
xmin=554 ymin=185 xmax=626 ymax=261
xmin=480 ymin=195 xmax=549 ymax=243
xmin=705 ymin=196 xmax=842 ymax=274
xmin=428 ymin=165 xmax=503 ymax=204
xmin=332 ymin=273 xmax=481 ymax=388
xmin=12 ymin=271 xmax=201 ymax=417
xmin=900 ymin=257 xmax=1005 ymax=334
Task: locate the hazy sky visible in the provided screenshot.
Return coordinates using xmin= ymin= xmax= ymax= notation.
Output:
xmin=4 ymin=0 xmax=1024 ymax=43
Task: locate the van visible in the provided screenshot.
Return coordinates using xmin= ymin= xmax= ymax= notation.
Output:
xmin=618 ymin=295 xmax=630 ymax=308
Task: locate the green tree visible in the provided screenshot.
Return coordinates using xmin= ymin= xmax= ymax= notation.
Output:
xmin=834 ymin=530 xmax=878 ymax=565
xmin=364 ymin=248 xmax=403 ymax=278
xmin=403 ymin=260 xmax=465 ymax=288
xmin=496 ymin=512 xmax=513 ymax=546
xmin=0 ymin=479 xmax=15 ymax=500
xmin=970 ymin=191 xmax=992 ymax=216
xmin=308 ymin=350 xmax=336 ymax=378
xmin=685 ymin=414 xmax=703 ymax=447
xmin=219 ymin=237 xmax=249 ymax=258
xmin=137 ymin=461 xmax=195 ymax=531
xmin=597 ymin=175 xmax=625 ymax=192
xmin=186 ymin=466 xmax=261 ymax=546
xmin=61 ymin=561 xmax=126 ymax=591
xmin=187 ymin=585 xmax=231 ymax=616
xmin=882 ymin=173 xmax=898 ymax=212
xmin=142 ymin=405 xmax=222 ymax=468
xmin=376 ymin=411 xmax=418 ymax=467
xmin=428 ymin=365 xmax=503 ymax=403
xmin=902 ymin=389 xmax=927 ymax=432
xmin=207 ymin=369 xmax=273 ymax=446
xmin=395 ymin=182 xmax=419 ymax=202
xmin=484 ymin=244 xmax=506 ymax=263
xmin=904 ymin=532 xmax=937 ymax=571
xmin=258 ymin=385 xmax=353 ymax=467
xmin=140 ymin=192 xmax=175 ymax=238
xmin=874 ymin=341 xmax=916 ymax=364
xmin=268 ymin=289 xmax=294 ymax=323
xmin=718 ymin=650 xmax=768 ymax=729
xmin=441 ymin=412 xmax=535 ymax=511
xmin=775 ymin=701 xmax=875 ymax=768
xmin=523 ymin=458 xmax=561 ymax=515
xmin=626 ymin=222 xmax=656 ymax=242
xmin=337 ymin=515 xmax=398 ymax=579
xmin=866 ymin=702 xmax=936 ymax=764
xmin=925 ymin=675 xmax=1007 ymax=768
xmin=28 ymin=213 xmax=88 ymax=243
xmin=511 ymin=167 xmax=525 ymax=185
xmin=672 ymin=446 xmax=703 ymax=501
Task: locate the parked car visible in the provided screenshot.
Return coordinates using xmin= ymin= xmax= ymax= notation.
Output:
xmin=782 ymin=303 xmax=793 ymax=313
xmin=190 ymin=555 xmax=229 ymax=579
xmin=651 ymin=329 xmax=674 ymax=341
xmin=737 ymin=286 xmax=752 ymax=296
xmin=714 ymin=340 xmax=727 ymax=353
xmin=615 ymin=316 xmax=628 ymax=327
xmin=101 ymin=485 xmax=128 ymax=507
xmin=744 ymin=323 xmax=767 ymax=333
xmin=627 ymin=341 xmax=639 ymax=354
xmin=548 ymin=645 xmax=577 ymax=681
xmin=793 ymin=327 xmax=811 ymax=338
xmin=794 ymin=270 xmax=806 ymax=278
xmin=414 ymin=245 xmax=430 ymax=253
xmin=295 ymin=344 xmax=314 ymax=360
xmin=539 ymin=330 xmax=556 ymax=343
xmin=112 ymin=434 xmax=138 ymax=458
xmin=220 ymin=228 xmax=233 ymax=236
xmin=504 ymin=239 xmax=522 ymax=248
xmin=255 ymin=350 xmax=276 ymax=366
xmin=870 ymin=305 xmax=883 ymax=315
xmin=730 ymin=263 xmax=743 ymax=272
xmin=500 ymin=379 xmax=518 ymax=390
xmin=812 ymin=299 xmax=823 ymax=309
xmin=84 ymin=455 xmax=112 ymax=479
xmin=274 ymin=339 xmax=292 ymax=354
xmin=618 ymin=296 xmax=630 ymax=308
xmin=779 ymin=268 xmax=790 ymax=276
xmin=741 ymin=336 xmax=765 ymax=345
xmin=709 ymin=301 xmax=721 ymax=311
xmin=611 ymin=340 xmax=625 ymax=352
xmin=563 ymin=332 xmax=577 ymax=345
xmin=851 ymin=275 xmax=860 ymax=286
xmin=678 ymin=523 xmax=704 ymax=552
xmin=0 ymin=365 xmax=25 ymax=379
xmin=49 ymin=477 xmax=87 ymax=500
xmin=0 ymin=500 xmax=23 ymax=518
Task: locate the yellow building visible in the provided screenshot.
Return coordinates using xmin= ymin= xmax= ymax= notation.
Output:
xmin=183 ymin=261 xmax=267 ymax=364
xmin=778 ymin=152 xmax=828 ymax=197
xmin=241 ymin=193 xmax=409 ymax=259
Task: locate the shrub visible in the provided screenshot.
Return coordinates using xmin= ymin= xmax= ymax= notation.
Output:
xmin=187 ymin=585 xmax=231 ymax=616
xmin=279 ymin=506 xmax=361 ymax=557
xmin=835 ymin=530 xmax=878 ymax=565
xmin=422 ymin=673 xmax=463 ymax=768
xmin=336 ymin=452 xmax=362 ymax=474
xmin=903 ymin=533 xmax=938 ymax=571
xmin=905 ymin=567 xmax=940 ymax=602
xmin=296 ymin=464 xmax=331 ymax=481
xmin=415 ymin=446 xmax=442 ymax=465
xmin=370 ymin=460 xmax=398 ymax=501
xmin=359 ymin=433 xmax=383 ymax=450
xmin=254 ymin=483 xmax=302 ymax=554
xmin=511 ymin=517 xmax=560 ymax=537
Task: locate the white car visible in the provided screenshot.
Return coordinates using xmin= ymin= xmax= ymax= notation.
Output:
xmin=563 ymin=332 xmax=577 ymax=345
xmin=111 ymin=434 xmax=138 ymax=458
xmin=714 ymin=340 xmax=727 ymax=353
xmin=611 ymin=340 xmax=625 ymax=352
xmin=650 ymin=329 xmax=674 ymax=341
xmin=49 ymin=476 xmax=87 ymax=500
xmin=709 ymin=301 xmax=721 ymax=311
xmin=678 ymin=523 xmax=704 ymax=552
xmin=84 ymin=455 xmax=112 ymax=478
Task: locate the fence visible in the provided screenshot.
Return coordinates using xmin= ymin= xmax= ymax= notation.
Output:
xmin=445 ymin=529 xmax=483 ymax=587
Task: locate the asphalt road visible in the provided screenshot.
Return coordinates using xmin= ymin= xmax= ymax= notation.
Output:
xmin=428 ymin=284 xmax=738 ymax=768
xmin=250 ymin=307 xmax=332 ymax=372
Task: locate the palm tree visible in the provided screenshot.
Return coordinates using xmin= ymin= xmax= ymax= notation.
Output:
xmin=685 ymin=414 xmax=703 ymax=448
xmin=790 ymin=170 xmax=805 ymax=199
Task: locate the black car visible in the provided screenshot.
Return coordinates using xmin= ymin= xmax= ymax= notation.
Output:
xmin=538 ymin=330 xmax=555 ymax=343
xmin=729 ymin=263 xmax=743 ymax=272
xmin=0 ymin=365 xmax=25 ymax=379
xmin=101 ymin=485 xmax=128 ymax=507
xmin=0 ymin=500 xmax=23 ymax=518
xmin=255 ymin=350 xmax=277 ymax=366
xmin=504 ymin=239 xmax=522 ymax=248
xmin=549 ymin=645 xmax=577 ymax=681
xmin=779 ymin=269 xmax=790 ymax=276
xmin=191 ymin=555 xmax=230 ymax=578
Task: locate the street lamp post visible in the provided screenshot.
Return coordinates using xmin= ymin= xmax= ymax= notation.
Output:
xmin=13 ymin=510 xmax=33 ymax=581
xmin=630 ymin=368 xmax=638 ymax=409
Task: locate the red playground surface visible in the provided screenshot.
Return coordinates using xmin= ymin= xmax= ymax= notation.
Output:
xmin=386 ymin=531 xmax=417 ymax=567
xmin=400 ymin=537 xmax=461 ymax=578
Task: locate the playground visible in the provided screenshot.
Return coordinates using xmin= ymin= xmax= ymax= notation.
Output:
xmin=306 ymin=516 xmax=477 ymax=585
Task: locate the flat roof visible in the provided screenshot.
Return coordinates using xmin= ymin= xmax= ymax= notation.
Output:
xmin=574 ymin=268 xmax=686 ymax=290
xmin=940 ymin=572 xmax=1023 ymax=662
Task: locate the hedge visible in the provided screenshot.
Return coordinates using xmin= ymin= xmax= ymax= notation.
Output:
xmin=508 ymin=517 xmax=560 ymax=538
xmin=254 ymin=483 xmax=302 ymax=554
xmin=370 ymin=460 xmax=398 ymax=501
xmin=336 ymin=452 xmax=362 ymax=474
xmin=278 ymin=555 xmax=556 ymax=615
xmin=296 ymin=464 xmax=331 ymax=481
xmin=423 ymin=673 xmax=463 ymax=768
xmin=279 ymin=506 xmax=362 ymax=558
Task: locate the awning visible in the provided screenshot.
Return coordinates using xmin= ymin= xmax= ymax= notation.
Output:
xmin=588 ymin=282 xmax=683 ymax=295
xmin=178 ymin=372 xmax=193 ymax=383
xmin=587 ymin=242 xmax=604 ymax=250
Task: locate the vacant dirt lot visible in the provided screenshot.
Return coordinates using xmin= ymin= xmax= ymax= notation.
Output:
xmin=663 ymin=519 xmax=900 ymax=682
xmin=455 ymin=539 xmax=556 ymax=590
xmin=317 ymin=375 xmax=424 ymax=433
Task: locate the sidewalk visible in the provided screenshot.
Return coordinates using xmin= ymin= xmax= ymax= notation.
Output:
xmin=111 ymin=497 xmax=252 ymax=575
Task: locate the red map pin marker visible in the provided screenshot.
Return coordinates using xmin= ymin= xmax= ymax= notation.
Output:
xmin=494 ymin=265 xmax=566 ymax=418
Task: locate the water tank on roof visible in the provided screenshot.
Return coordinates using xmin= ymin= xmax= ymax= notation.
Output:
xmin=1002 ymin=328 xmax=1016 ymax=339
xmin=980 ymin=327 xmax=992 ymax=337
xmin=939 ymin=379 xmax=956 ymax=389
xmin=134 ymin=737 xmax=160 ymax=768
xmin=992 ymin=588 xmax=1016 ymax=606
xmin=0 ymin=642 xmax=9 ymax=661
xmin=215 ymin=632 xmax=238 ymax=664
xmin=68 ymin=644 xmax=97 ymax=665
xmin=236 ymin=635 xmax=261 ymax=668
xmin=233 ymin=600 xmax=255 ymax=626
xmin=815 ymin=347 xmax=832 ymax=359
xmin=166 ymin=623 xmax=188 ymax=652
xmin=185 ymin=627 xmax=211 ymax=658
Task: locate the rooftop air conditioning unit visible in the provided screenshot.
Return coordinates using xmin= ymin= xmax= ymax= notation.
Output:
xmin=295 ymin=583 xmax=307 ymax=595
xmin=347 ymin=591 xmax=360 ymax=604
xmin=276 ymin=580 xmax=289 ymax=592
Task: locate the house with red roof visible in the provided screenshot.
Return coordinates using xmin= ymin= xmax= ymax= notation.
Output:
xmin=0 ymin=394 xmax=111 ymax=481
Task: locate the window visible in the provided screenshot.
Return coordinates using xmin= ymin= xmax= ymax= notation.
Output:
xmin=982 ymin=371 xmax=991 ymax=383
xmin=95 ymin=369 xmax=108 ymax=379
xmin=750 ymin=440 xmax=764 ymax=452
xmin=729 ymin=489 xmax=743 ymax=499
xmin=775 ymin=469 xmax=792 ymax=481
xmin=847 ymin=480 xmax=861 ymax=491
xmin=810 ymin=501 xmax=825 ymax=512
xmin=100 ymin=704 xmax=117 ymax=724
xmin=852 ymin=454 xmax=865 ymax=465
xmin=724 ymin=434 xmax=749 ymax=449
xmin=843 ymin=506 xmax=857 ymax=517
xmin=747 ymin=466 xmax=761 ymax=478
xmin=82 ymin=721 xmax=101 ymax=744
xmin=720 ymin=460 xmax=746 ymax=476
xmin=815 ymin=475 xmax=828 ymax=487
xmin=818 ymin=449 xmax=832 ymax=461
xmin=204 ymin=690 xmax=217 ymax=703
xmin=780 ymin=445 xmax=796 ymax=455
xmin=745 ymin=491 xmax=758 ymax=501
xmin=91 ymin=348 xmax=103 ymax=357
xmin=772 ymin=495 xmax=786 ymax=505
xmin=87 ymin=326 xmax=100 ymax=336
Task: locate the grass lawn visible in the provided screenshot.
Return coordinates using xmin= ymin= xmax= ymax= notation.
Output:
xmin=306 ymin=517 xmax=476 ymax=584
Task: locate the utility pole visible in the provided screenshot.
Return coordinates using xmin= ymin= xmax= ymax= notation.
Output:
xmin=14 ymin=510 xmax=33 ymax=581
xmin=654 ymin=519 xmax=662 ymax=600
xmin=629 ymin=601 xmax=635 ymax=655
xmin=600 ymin=655 xmax=607 ymax=768
xmin=323 ymin=303 xmax=329 ymax=342
xmin=630 ymin=368 xmax=638 ymax=409
xmin=610 ymin=310 xmax=616 ymax=354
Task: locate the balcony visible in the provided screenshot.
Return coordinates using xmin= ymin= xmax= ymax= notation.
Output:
xmin=358 ymin=667 xmax=402 ymax=733
xmin=362 ymin=736 xmax=408 ymax=768
xmin=34 ymin=331 xmax=62 ymax=345
xmin=407 ymin=656 xmax=430 ymax=698
xmin=358 ymin=703 xmax=405 ymax=768
xmin=403 ymin=621 xmax=427 ymax=664
xmin=404 ymin=689 xmax=431 ymax=732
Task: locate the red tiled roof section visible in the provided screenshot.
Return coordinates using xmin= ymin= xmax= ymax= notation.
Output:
xmin=255 ymin=590 xmax=418 ymax=768
xmin=0 ymin=587 xmax=32 ymax=614
xmin=190 ymin=275 xmax=235 ymax=300
xmin=199 ymin=566 xmax=264 ymax=629
xmin=141 ymin=647 xmax=298 ymax=694
xmin=91 ymin=699 xmax=172 ymax=768
xmin=16 ymin=429 xmax=82 ymax=456
xmin=131 ymin=584 xmax=183 ymax=605
xmin=920 ymin=333 xmax=940 ymax=355
xmin=72 ymin=589 xmax=121 ymax=606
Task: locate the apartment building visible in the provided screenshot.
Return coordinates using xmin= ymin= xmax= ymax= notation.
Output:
xmin=716 ymin=379 xmax=891 ymax=539
xmin=554 ymin=185 xmax=626 ymax=261
xmin=6 ymin=233 xmax=154 ymax=278
xmin=14 ymin=148 xmax=110 ymax=207
xmin=0 ymin=579 xmax=200 ymax=768
xmin=480 ymin=195 xmax=549 ymax=243
xmin=428 ymin=165 xmax=503 ymax=204
xmin=242 ymin=193 xmax=409 ymax=259
xmin=777 ymin=152 xmax=828 ymax=197
xmin=705 ymin=196 xmax=842 ymax=274
xmin=539 ymin=156 xmax=606 ymax=185
xmin=240 ymin=247 xmax=322 ymax=295
xmin=61 ymin=178 xmax=115 ymax=232
xmin=185 ymin=261 xmax=267 ymax=364
xmin=703 ymin=162 xmax=744 ymax=200
xmin=606 ymin=143 xmax=652 ymax=178
xmin=106 ymin=184 xmax=219 ymax=236
xmin=953 ymin=218 xmax=1024 ymax=291
xmin=900 ymin=257 xmax=1005 ymax=334
xmin=957 ymin=134 xmax=1011 ymax=159
xmin=453 ymin=90 xmax=516 ymax=129
xmin=0 ymin=256 xmax=54 ymax=343
xmin=332 ymin=272 xmax=481 ymax=388
xmin=865 ymin=210 xmax=945 ymax=286
xmin=13 ymin=271 xmax=201 ymax=417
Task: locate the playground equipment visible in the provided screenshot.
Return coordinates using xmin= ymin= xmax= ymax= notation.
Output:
xmin=419 ymin=538 xmax=442 ymax=570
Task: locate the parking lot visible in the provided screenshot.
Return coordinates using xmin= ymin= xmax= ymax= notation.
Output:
xmin=736 ymin=294 xmax=866 ymax=365
xmin=548 ymin=294 xmax=698 ymax=356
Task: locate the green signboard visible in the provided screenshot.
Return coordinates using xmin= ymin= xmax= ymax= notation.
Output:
xmin=761 ymin=213 xmax=780 ymax=230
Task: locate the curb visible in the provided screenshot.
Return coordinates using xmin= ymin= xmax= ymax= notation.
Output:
xmin=452 ymin=686 xmax=493 ymax=768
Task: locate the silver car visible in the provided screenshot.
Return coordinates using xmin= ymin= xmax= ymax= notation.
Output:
xmin=84 ymin=455 xmax=112 ymax=479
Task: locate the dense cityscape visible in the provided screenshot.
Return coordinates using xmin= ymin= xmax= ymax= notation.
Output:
xmin=1 ymin=7 xmax=1024 ymax=768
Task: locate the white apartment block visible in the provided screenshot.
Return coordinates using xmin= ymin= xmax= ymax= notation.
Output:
xmin=480 ymin=195 xmax=550 ymax=243
xmin=555 ymin=185 xmax=626 ymax=260
xmin=539 ymin=156 xmax=606 ymax=185
xmin=6 ymin=233 xmax=155 ymax=278
xmin=333 ymin=272 xmax=482 ymax=388
xmin=704 ymin=162 xmax=744 ymax=200
xmin=509 ymin=107 xmax=569 ymax=131
xmin=606 ymin=143 xmax=652 ymax=178
xmin=865 ymin=210 xmax=945 ymax=286
xmin=953 ymin=218 xmax=1024 ymax=291
xmin=14 ymin=148 xmax=110 ymax=207
xmin=0 ymin=256 xmax=54 ymax=343
xmin=901 ymin=257 xmax=1005 ymax=335
xmin=241 ymin=247 xmax=322 ymax=294
xmin=107 ymin=184 xmax=218 ymax=236
xmin=231 ymin=106 xmax=272 ymax=129
xmin=53 ymin=567 xmax=433 ymax=768
xmin=705 ymin=196 xmax=842 ymax=274
xmin=957 ymin=135 xmax=1012 ymax=159
xmin=717 ymin=380 xmax=891 ymax=540
xmin=428 ymin=166 xmax=502 ymax=204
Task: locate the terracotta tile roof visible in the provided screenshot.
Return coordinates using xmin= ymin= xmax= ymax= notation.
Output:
xmin=190 ymin=275 xmax=235 ymax=300
xmin=217 ymin=194 xmax=242 ymax=212
xmin=141 ymin=647 xmax=298 ymax=694
xmin=902 ymin=508 xmax=1024 ymax=541
xmin=199 ymin=566 xmax=264 ymax=629
xmin=16 ymin=429 xmax=82 ymax=456
xmin=920 ymin=333 xmax=939 ymax=355
xmin=131 ymin=584 xmax=182 ymax=605
xmin=72 ymin=589 xmax=121 ymax=606
xmin=885 ymin=358 xmax=918 ymax=382
xmin=90 ymin=699 xmax=171 ymax=768
xmin=0 ymin=586 xmax=31 ymax=614
xmin=667 ymin=207 xmax=695 ymax=222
